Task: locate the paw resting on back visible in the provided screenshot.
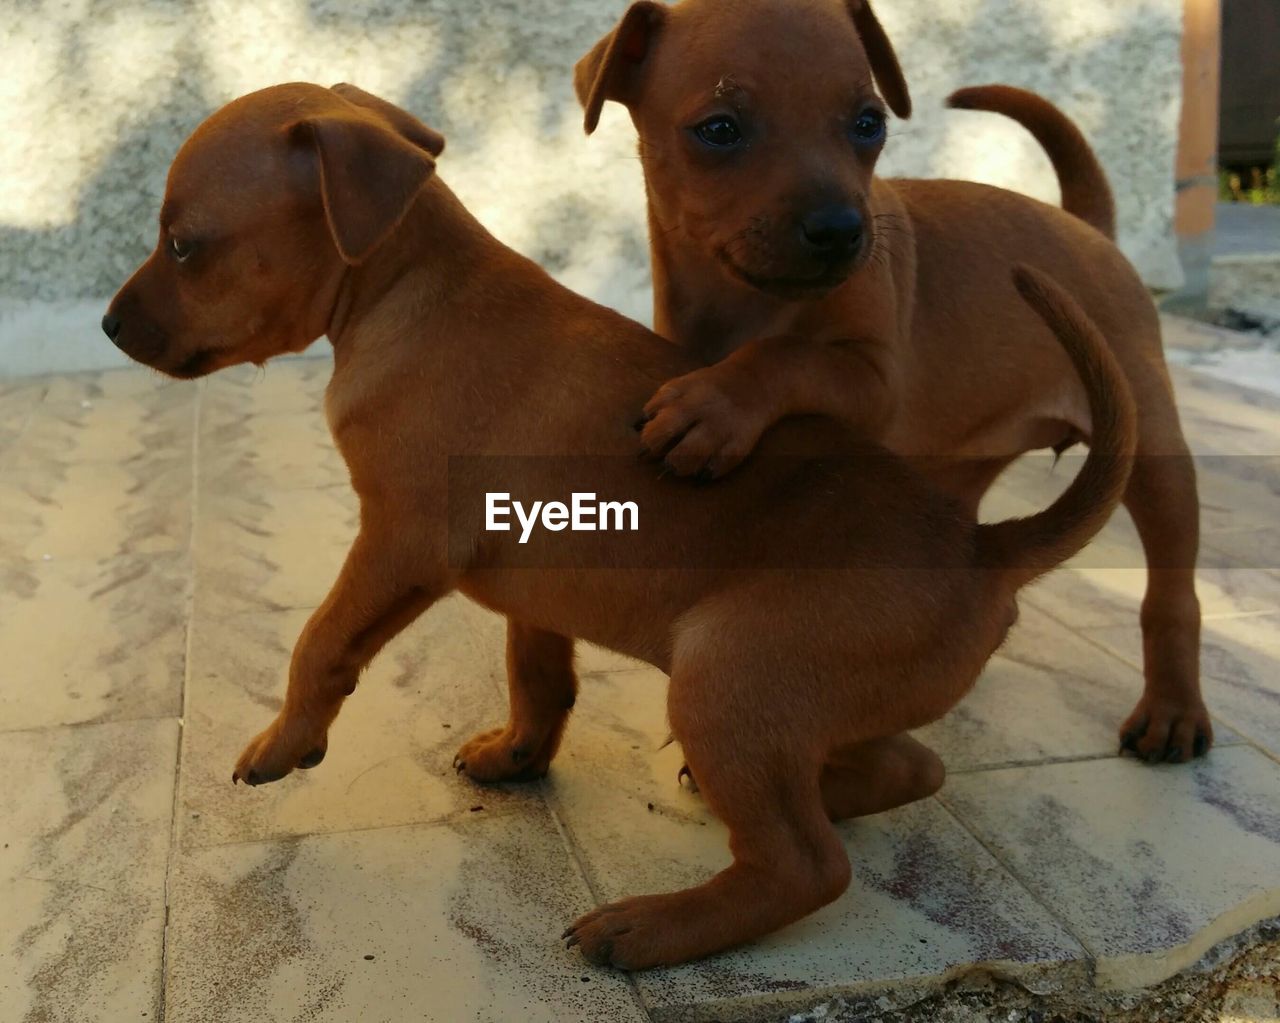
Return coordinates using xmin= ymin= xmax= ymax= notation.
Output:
xmin=636 ymin=365 xmax=768 ymax=480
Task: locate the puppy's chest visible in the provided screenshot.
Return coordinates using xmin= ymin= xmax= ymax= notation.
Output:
xmin=685 ymin=331 xmax=740 ymax=365
xmin=674 ymin=299 xmax=844 ymax=364
xmin=679 ymin=313 xmax=778 ymax=364
xmin=323 ymin=386 xmax=437 ymax=481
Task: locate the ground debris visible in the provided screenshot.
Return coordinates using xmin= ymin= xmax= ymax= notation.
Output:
xmin=777 ymin=920 xmax=1278 ymax=1023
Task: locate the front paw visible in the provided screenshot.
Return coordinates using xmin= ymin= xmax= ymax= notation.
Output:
xmin=1118 ymin=696 xmax=1213 ymax=765
xmin=454 ymin=726 xmax=552 ymax=783
xmin=638 ymin=367 xmax=767 ymax=479
xmin=232 ymin=714 xmax=329 ymax=786
xmin=564 ymin=894 xmax=682 ymax=970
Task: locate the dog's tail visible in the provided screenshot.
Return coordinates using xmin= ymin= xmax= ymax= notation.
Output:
xmin=975 ymin=266 xmax=1135 ymax=589
xmin=947 ymin=85 xmax=1116 ymax=240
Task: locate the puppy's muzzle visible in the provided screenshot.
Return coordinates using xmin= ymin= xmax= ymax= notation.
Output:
xmin=102 ymin=306 xmax=169 ymax=366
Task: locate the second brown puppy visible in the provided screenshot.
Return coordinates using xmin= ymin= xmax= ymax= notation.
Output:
xmin=574 ymin=0 xmax=1209 ymax=766
xmin=104 ymin=83 xmax=1135 ymax=969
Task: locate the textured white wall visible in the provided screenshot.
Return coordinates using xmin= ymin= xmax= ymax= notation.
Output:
xmin=0 ymin=0 xmax=1184 ymax=375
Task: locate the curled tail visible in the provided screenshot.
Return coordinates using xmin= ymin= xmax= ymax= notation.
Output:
xmin=976 ymin=265 xmax=1136 ymax=588
xmin=948 ymin=85 xmax=1116 ymax=240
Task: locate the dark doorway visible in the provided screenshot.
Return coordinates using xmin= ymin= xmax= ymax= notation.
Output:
xmin=1219 ymin=0 xmax=1280 ymax=178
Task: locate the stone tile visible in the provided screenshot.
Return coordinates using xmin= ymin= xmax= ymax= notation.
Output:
xmin=1172 ymin=366 xmax=1280 ymax=456
xmin=2 ymin=353 xmax=1278 ymax=1022
xmin=1188 ymin=566 xmax=1280 ymax=612
xmin=0 ymin=381 xmax=41 ymax=454
xmin=941 ymin=747 xmax=1280 ymax=989
xmin=9 ymin=382 xmax=195 ymax=469
xmin=0 ymin=376 xmax=50 ymax=404
xmin=1020 ymin=563 xmax=1280 ymax=635
xmin=1202 ymin=528 xmax=1280 ymax=572
xmin=917 ymin=606 xmax=1241 ymax=771
xmin=0 ymin=552 xmax=187 ymax=730
xmin=1197 ymin=460 xmax=1280 ymax=539
xmin=40 ymin=366 xmax=190 ymax=404
xmin=548 ymin=673 xmax=1085 ymax=1019
xmin=1156 ymin=367 xmax=1280 ymax=558
xmin=1161 ymin=316 xmax=1259 ymax=355
xmin=193 ymin=483 xmax=359 ymax=619
xmin=200 ymin=408 xmax=349 ymax=492
xmin=0 ymin=418 xmax=25 ymax=454
xmin=179 ymin=595 xmax=528 ymax=849
xmin=574 ymin=640 xmax=651 ymax=675
xmin=1085 ymin=610 xmax=1280 ymax=759
xmin=0 ymin=421 xmax=27 ymax=456
xmin=201 ymin=357 xmax=333 ymax=421
xmin=0 ymin=455 xmax=192 ymax=564
xmin=199 ymin=360 xmax=346 ymax=493
xmin=0 ymin=719 xmax=178 ymax=1023
xmin=163 ymin=806 xmax=646 ymax=1023
xmin=1181 ymin=409 xmax=1280 ymax=459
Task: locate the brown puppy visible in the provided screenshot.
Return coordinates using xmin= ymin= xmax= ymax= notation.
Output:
xmin=568 ymin=0 xmax=1209 ymax=766
xmin=104 ymin=83 xmax=1135 ymax=969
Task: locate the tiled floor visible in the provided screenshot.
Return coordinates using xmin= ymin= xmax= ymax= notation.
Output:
xmin=1 ymin=340 xmax=1278 ymax=1023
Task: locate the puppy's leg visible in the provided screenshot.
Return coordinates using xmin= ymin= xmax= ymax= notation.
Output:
xmin=639 ymin=332 xmax=896 ymax=479
xmin=233 ymin=532 xmax=442 ymax=786
xmin=566 ymin=662 xmax=849 ymax=969
xmin=678 ymin=734 xmax=944 ymax=819
xmin=820 ymin=735 xmax=945 ymax=820
xmin=455 ymin=622 xmax=577 ymax=782
xmin=1120 ymin=436 xmax=1211 ymax=763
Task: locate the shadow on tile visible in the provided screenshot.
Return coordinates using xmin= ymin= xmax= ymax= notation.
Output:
xmin=941 ymin=747 xmax=1280 ymax=989
xmin=164 ymin=805 xmax=646 ymax=1023
xmin=0 ymin=551 xmax=188 ymax=730
xmin=0 ymin=719 xmax=178 ymax=1023
xmin=179 ymin=595 xmax=543 ymax=849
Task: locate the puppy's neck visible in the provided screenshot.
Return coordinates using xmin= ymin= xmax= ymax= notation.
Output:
xmin=326 ymin=177 xmax=497 ymax=362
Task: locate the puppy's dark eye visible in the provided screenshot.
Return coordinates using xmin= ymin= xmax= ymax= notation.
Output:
xmin=851 ymin=109 xmax=886 ymax=144
xmin=693 ymin=116 xmax=743 ymax=148
xmin=170 ymin=237 xmax=194 ymax=263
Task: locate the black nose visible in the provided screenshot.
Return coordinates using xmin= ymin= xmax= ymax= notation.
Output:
xmin=101 ymin=313 xmax=122 ymax=343
xmin=800 ymin=207 xmax=864 ymax=256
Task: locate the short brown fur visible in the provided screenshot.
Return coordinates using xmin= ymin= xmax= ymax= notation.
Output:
xmin=106 ymin=84 xmax=1137 ymax=968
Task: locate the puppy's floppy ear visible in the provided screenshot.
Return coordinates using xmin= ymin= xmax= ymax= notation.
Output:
xmin=289 ymin=111 xmax=437 ymax=265
xmin=845 ymin=0 xmax=911 ymax=119
xmin=329 ymin=83 xmax=447 ymax=157
xmin=574 ymin=1 xmax=667 ymax=134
